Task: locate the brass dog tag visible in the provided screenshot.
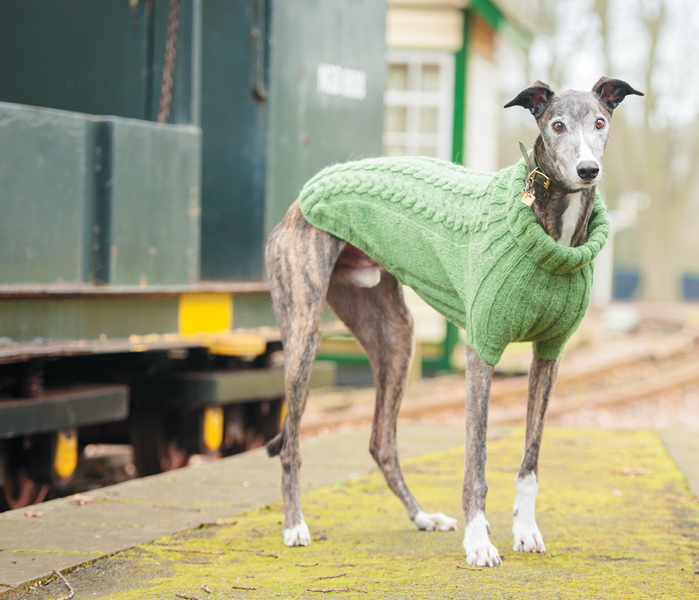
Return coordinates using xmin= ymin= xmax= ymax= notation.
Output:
xmin=520 ymin=189 xmax=536 ymax=207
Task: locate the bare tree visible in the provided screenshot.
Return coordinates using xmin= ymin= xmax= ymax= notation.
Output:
xmin=499 ymin=0 xmax=699 ymax=300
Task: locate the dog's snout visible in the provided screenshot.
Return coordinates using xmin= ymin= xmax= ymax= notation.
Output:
xmin=577 ymin=161 xmax=599 ymax=181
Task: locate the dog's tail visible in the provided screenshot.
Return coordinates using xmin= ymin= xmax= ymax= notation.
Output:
xmin=266 ymin=420 xmax=286 ymax=457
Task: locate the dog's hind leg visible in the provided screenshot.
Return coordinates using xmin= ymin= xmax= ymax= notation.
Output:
xmin=512 ymin=352 xmax=560 ymax=553
xmin=326 ymin=273 xmax=458 ymax=532
xmin=462 ymin=346 xmax=501 ymax=566
xmin=265 ymin=201 xmax=345 ymax=547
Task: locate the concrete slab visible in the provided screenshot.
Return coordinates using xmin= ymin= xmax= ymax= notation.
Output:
xmin=0 ymin=520 xmax=180 ymax=554
xmin=0 ymin=423 xmax=471 ymax=595
xmin=658 ymin=429 xmax=699 ymax=498
xmin=0 ymin=552 xmax=98 ymax=588
xmin=8 ymin=427 xmax=699 ymax=600
xmin=0 ymin=497 xmax=235 ymax=529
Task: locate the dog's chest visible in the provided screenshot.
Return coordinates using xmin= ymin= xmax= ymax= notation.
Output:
xmin=557 ymin=192 xmax=583 ymax=247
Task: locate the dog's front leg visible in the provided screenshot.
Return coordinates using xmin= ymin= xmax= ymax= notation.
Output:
xmin=462 ymin=346 xmax=501 ymax=567
xmin=512 ymin=352 xmax=560 ymax=553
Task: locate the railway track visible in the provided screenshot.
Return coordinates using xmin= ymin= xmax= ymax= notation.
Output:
xmin=300 ymin=327 xmax=699 ymax=434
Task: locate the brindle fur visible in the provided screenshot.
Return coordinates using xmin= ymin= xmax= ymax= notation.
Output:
xmin=530 ymin=137 xmax=596 ymax=245
xmin=266 ymin=201 xmax=425 ymax=536
xmin=462 ymin=347 xmax=494 ymax=522
xmin=265 ymin=76 xmax=642 ymax=564
xmin=519 ymin=353 xmax=561 ymax=478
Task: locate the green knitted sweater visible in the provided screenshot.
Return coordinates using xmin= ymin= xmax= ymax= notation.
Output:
xmin=299 ymin=156 xmax=610 ymax=365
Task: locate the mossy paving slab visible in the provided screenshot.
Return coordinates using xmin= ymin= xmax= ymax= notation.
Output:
xmin=17 ymin=429 xmax=699 ymax=599
xmin=0 ymin=552 xmax=99 ymax=588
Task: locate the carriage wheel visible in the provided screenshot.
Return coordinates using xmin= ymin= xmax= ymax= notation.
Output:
xmin=1 ymin=441 xmax=49 ymax=510
xmin=131 ymin=404 xmax=191 ymax=476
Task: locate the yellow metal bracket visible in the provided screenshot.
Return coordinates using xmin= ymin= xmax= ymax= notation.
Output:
xmin=52 ymin=429 xmax=78 ymax=484
xmin=179 ymin=293 xmax=232 ymax=335
xmin=201 ymin=406 xmax=224 ymax=453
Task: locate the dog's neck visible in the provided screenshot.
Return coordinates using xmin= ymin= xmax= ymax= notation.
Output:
xmin=528 ymin=136 xmax=596 ymax=247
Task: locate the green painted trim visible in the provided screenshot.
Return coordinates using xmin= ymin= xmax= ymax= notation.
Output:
xmin=471 ymin=0 xmax=532 ymax=50
xmin=438 ymin=9 xmax=472 ymax=371
xmin=316 ymin=353 xmax=453 ymax=372
xmin=436 ymin=321 xmax=460 ymax=372
xmin=316 ymin=354 xmax=368 ymax=369
xmin=451 ymin=10 xmax=469 ymax=167
xmin=470 ymin=0 xmax=503 ymax=30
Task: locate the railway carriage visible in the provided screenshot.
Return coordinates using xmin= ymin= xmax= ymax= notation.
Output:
xmin=0 ymin=0 xmax=386 ymax=508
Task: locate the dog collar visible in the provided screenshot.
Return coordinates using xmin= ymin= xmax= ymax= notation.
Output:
xmin=518 ymin=142 xmax=583 ymax=205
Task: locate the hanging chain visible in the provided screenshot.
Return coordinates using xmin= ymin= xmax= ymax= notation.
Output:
xmin=157 ymin=0 xmax=180 ymax=124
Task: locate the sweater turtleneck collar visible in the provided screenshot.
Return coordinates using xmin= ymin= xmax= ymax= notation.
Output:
xmin=505 ymin=159 xmax=610 ymax=276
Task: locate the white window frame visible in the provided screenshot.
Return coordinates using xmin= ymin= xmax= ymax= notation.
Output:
xmin=383 ymin=50 xmax=455 ymax=161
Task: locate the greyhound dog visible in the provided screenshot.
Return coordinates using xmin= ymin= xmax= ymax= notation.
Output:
xmin=264 ymin=77 xmax=642 ymax=566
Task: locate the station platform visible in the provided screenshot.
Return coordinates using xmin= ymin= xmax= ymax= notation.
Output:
xmin=1 ymin=425 xmax=698 ymax=599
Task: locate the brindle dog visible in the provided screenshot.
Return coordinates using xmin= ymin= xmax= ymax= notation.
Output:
xmin=265 ymin=77 xmax=642 ymax=566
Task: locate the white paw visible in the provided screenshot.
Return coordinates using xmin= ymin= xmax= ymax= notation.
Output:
xmin=512 ymin=472 xmax=545 ymax=553
xmin=413 ymin=510 xmax=459 ymax=531
xmin=463 ymin=512 xmax=501 ymax=567
xmin=283 ymin=519 xmax=311 ymax=547
xmin=466 ymin=542 xmax=501 ymax=567
xmin=512 ymin=522 xmax=546 ymax=553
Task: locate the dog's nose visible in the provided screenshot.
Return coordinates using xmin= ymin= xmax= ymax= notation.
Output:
xmin=577 ymin=161 xmax=599 ymax=180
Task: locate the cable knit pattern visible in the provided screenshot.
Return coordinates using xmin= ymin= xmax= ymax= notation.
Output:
xmin=299 ymin=156 xmax=610 ymax=365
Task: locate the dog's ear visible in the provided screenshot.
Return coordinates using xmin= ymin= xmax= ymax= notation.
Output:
xmin=592 ymin=77 xmax=644 ymax=113
xmin=503 ymin=81 xmax=555 ymax=119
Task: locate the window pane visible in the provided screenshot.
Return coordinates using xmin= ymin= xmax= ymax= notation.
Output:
xmin=387 ymin=64 xmax=408 ymax=90
xmin=384 ymin=145 xmax=406 ymax=157
xmin=418 ymin=146 xmax=438 ymax=158
xmin=385 ymin=106 xmax=407 ymax=133
xmin=419 ymin=107 xmax=439 ymax=134
xmin=420 ymin=64 xmax=440 ymax=92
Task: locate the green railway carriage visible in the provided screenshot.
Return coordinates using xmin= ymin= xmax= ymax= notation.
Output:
xmin=0 ymin=0 xmax=386 ymax=508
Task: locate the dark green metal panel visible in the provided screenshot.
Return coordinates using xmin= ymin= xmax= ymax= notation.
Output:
xmin=149 ymin=362 xmax=336 ymax=407
xmin=0 ymin=0 xmax=385 ymax=286
xmin=0 ymin=103 xmax=201 ymax=287
xmin=0 ymin=102 xmax=94 ymax=285
xmin=0 ymin=385 xmax=129 ymax=439
xmin=0 ymin=0 xmax=150 ymax=119
xmin=265 ymin=0 xmax=387 ymax=237
xmin=199 ymin=0 xmax=268 ymax=280
xmin=106 ymin=119 xmax=201 ymax=285
xmin=150 ymin=0 xmax=202 ymax=124
xmin=0 ymin=298 xmax=179 ymax=342
xmin=0 ymin=0 xmax=201 ymax=123
xmin=232 ymin=294 xmax=276 ymax=329
xmin=231 ymin=293 xmax=334 ymax=330
xmin=199 ymin=0 xmax=386 ymax=280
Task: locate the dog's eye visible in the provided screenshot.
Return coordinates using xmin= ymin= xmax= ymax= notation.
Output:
xmin=595 ymin=118 xmax=605 ymax=129
xmin=552 ymin=121 xmax=564 ymax=132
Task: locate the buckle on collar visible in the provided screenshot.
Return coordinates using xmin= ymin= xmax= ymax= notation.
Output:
xmin=528 ymin=168 xmax=550 ymax=190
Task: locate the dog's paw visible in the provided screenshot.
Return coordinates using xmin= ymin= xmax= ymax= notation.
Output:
xmin=465 ymin=542 xmax=502 ymax=567
xmin=413 ymin=510 xmax=459 ymax=531
xmin=283 ymin=519 xmax=311 ymax=547
xmin=512 ymin=522 xmax=546 ymax=553
xmin=463 ymin=512 xmax=501 ymax=567
xmin=512 ymin=473 xmax=545 ymax=553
